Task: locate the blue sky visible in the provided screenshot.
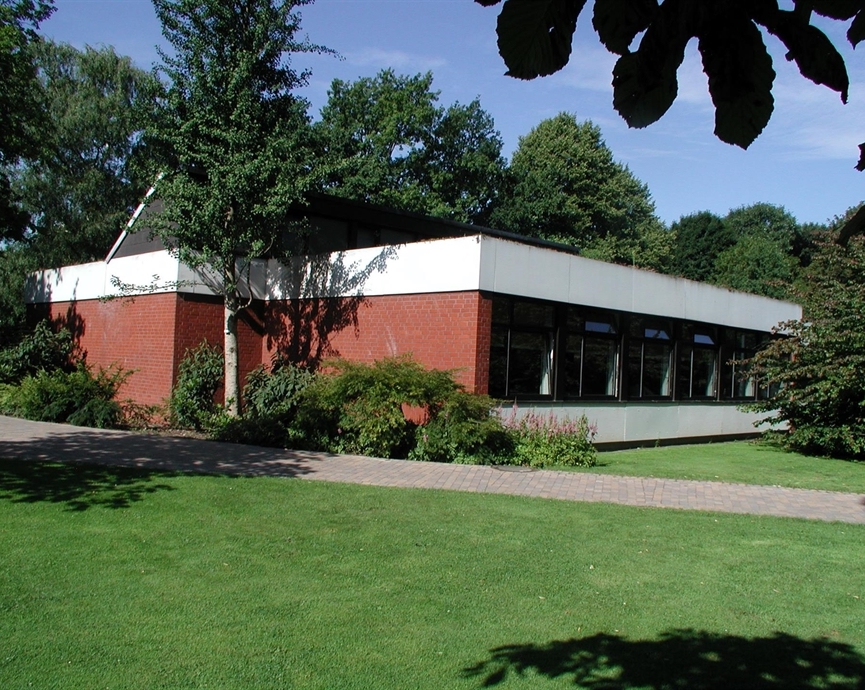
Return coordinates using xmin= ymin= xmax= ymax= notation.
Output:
xmin=42 ymin=0 xmax=865 ymax=226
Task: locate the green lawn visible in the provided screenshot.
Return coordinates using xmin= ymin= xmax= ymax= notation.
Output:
xmin=1 ymin=458 xmax=864 ymax=689
xmin=577 ymin=441 xmax=865 ymax=493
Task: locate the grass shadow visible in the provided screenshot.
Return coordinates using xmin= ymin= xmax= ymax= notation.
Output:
xmin=463 ymin=629 xmax=865 ymax=689
xmin=0 ymin=458 xmax=177 ymax=511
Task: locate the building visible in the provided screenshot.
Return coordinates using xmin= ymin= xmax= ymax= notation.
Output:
xmin=26 ymin=195 xmax=801 ymax=446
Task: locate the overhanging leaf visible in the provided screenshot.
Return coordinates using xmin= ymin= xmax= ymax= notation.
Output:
xmin=592 ymin=0 xmax=658 ymax=55
xmin=768 ymin=11 xmax=849 ymax=102
xmin=612 ymin=0 xmax=696 ymax=129
xmin=612 ymin=52 xmax=678 ymax=128
xmin=848 ymin=10 xmax=865 ymax=46
xmin=473 ymin=0 xmax=502 ymax=7
xmin=496 ymin=0 xmax=587 ymax=79
xmin=809 ymin=0 xmax=864 ymax=20
xmin=699 ymin=13 xmax=775 ymax=149
xmin=856 ymin=142 xmax=865 ymax=172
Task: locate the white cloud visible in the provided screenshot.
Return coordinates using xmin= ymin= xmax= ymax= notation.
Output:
xmin=345 ymin=47 xmax=446 ymax=72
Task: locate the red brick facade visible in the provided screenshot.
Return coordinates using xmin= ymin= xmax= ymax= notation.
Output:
xmin=40 ymin=290 xmax=491 ymax=406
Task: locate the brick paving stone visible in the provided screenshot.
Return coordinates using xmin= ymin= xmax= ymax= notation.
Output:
xmin=2 ymin=415 xmax=865 ymax=524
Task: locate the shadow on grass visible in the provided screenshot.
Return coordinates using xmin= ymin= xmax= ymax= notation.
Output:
xmin=463 ymin=630 xmax=865 ymax=688
xmin=0 ymin=458 xmax=177 ymax=511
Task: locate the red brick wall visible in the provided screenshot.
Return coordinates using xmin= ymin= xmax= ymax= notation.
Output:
xmin=264 ymin=291 xmax=489 ymax=392
xmin=39 ymin=289 xmax=491 ymax=405
xmin=44 ymin=293 xmax=179 ymax=406
xmin=173 ymin=294 xmax=265 ymax=404
xmin=474 ymin=294 xmax=492 ymax=395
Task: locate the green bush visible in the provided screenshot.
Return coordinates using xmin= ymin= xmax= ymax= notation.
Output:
xmin=243 ymin=360 xmax=314 ymax=420
xmin=2 ymin=363 xmax=128 ymax=428
xmin=409 ymin=392 xmax=514 ymax=464
xmin=0 ymin=321 xmax=75 ymax=384
xmin=501 ymin=408 xmax=598 ymax=468
xmin=210 ymin=360 xmax=315 ymax=447
xmin=170 ymin=341 xmax=223 ymax=431
xmin=292 ymin=356 xmax=460 ymax=458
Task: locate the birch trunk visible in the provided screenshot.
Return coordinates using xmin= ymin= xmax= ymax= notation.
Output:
xmin=224 ymin=292 xmax=240 ymax=417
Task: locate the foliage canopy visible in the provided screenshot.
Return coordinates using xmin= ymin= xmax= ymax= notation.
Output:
xmin=490 ymin=112 xmax=671 ymax=270
xmin=315 ymin=69 xmax=507 ymax=226
xmin=149 ymin=0 xmax=328 ymax=414
xmin=746 ymin=227 xmax=865 ymax=459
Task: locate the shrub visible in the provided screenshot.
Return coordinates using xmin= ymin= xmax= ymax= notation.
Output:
xmin=209 ymin=360 xmax=315 ymax=447
xmin=292 ymin=356 xmax=460 ymax=458
xmin=742 ymin=233 xmax=865 ymax=460
xmin=500 ymin=407 xmax=598 ymax=468
xmin=0 ymin=321 xmax=75 ymax=384
xmin=170 ymin=341 xmax=223 ymax=430
xmin=409 ymin=392 xmax=515 ymax=464
xmin=243 ymin=360 xmax=314 ymax=421
xmin=2 ymin=363 xmax=128 ymax=428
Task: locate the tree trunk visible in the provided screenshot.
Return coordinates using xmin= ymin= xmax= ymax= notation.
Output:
xmin=224 ymin=292 xmax=240 ymax=417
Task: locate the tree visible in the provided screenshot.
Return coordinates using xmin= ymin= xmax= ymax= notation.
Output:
xmin=0 ymin=40 xmax=161 ymax=343
xmin=745 ymin=223 xmax=865 ymax=459
xmin=149 ymin=0 xmax=327 ymax=416
xmin=710 ymin=203 xmax=814 ymax=298
xmin=669 ymin=211 xmax=731 ymax=282
xmin=711 ymin=233 xmax=798 ymax=300
xmin=11 ymin=41 xmax=162 ymax=260
xmin=490 ymin=112 xmax=670 ymax=270
xmin=315 ymin=69 xmax=507 ymax=225
xmin=0 ymin=0 xmax=54 ymax=238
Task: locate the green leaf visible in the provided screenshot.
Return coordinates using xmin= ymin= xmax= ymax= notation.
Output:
xmin=809 ymin=0 xmax=864 ymax=20
xmin=593 ymin=0 xmax=658 ymax=55
xmin=847 ymin=10 xmax=865 ymax=46
xmin=612 ymin=51 xmax=678 ymax=129
xmin=699 ymin=14 xmax=775 ymax=149
xmin=611 ymin=0 xmax=702 ymax=129
xmin=769 ymin=11 xmax=849 ymax=103
xmin=496 ymin=0 xmax=586 ymax=79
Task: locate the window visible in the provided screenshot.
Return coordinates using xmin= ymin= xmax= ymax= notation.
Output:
xmin=722 ymin=330 xmax=758 ymax=399
xmin=628 ymin=318 xmax=673 ymax=398
xmin=487 ymin=295 xmax=776 ymax=404
xmin=489 ymin=298 xmax=555 ymax=398
xmin=561 ymin=309 xmax=619 ymax=398
xmin=677 ymin=324 xmax=718 ymax=399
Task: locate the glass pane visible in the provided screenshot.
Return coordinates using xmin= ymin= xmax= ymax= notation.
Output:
xmin=488 ymin=328 xmax=508 ymax=398
xmin=734 ymin=373 xmax=756 ymax=399
xmin=355 ymin=226 xmax=378 ymax=249
xmin=676 ymin=347 xmax=693 ymax=399
xmin=630 ymin=317 xmax=670 ymax=340
xmin=582 ymin=337 xmax=617 ymax=396
xmin=692 ymin=349 xmax=717 ymax=397
xmin=566 ymin=308 xmax=584 ymax=332
xmin=627 ymin=342 xmax=643 ymax=398
xmin=586 ymin=319 xmax=616 ymax=334
xmin=508 ymin=331 xmax=554 ymax=396
xmin=380 ymin=228 xmax=415 ymax=245
xmin=642 ymin=343 xmax=672 ymax=396
xmin=491 ymin=298 xmax=510 ymax=325
xmin=513 ymin=301 xmax=555 ymax=328
xmin=723 ymin=352 xmax=756 ymax=399
xmin=735 ymin=331 xmax=758 ymax=350
xmin=682 ymin=323 xmax=716 ymax=345
xmin=562 ymin=334 xmax=583 ymax=397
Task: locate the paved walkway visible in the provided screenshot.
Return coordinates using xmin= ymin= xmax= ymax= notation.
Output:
xmin=2 ymin=415 xmax=865 ymax=524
